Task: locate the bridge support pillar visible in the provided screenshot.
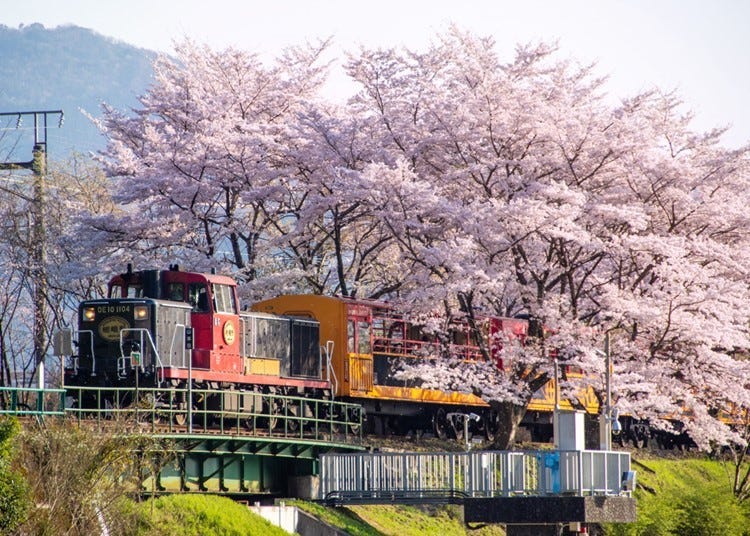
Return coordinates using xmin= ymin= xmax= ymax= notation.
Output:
xmin=464 ymin=496 xmax=636 ymax=525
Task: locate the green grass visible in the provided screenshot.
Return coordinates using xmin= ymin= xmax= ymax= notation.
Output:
xmin=293 ymin=501 xmax=505 ymax=536
xmin=291 ymin=500 xmax=380 ymax=535
xmin=126 ymin=494 xmax=291 ymax=536
xmin=605 ymin=456 xmax=750 ymax=536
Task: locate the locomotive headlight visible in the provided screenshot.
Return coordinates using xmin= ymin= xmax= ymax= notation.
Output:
xmin=83 ymin=307 xmax=96 ymax=322
xmin=134 ymin=305 xmax=149 ymax=321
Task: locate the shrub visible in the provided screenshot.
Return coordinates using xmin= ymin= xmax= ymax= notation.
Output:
xmin=0 ymin=417 xmax=30 ymax=533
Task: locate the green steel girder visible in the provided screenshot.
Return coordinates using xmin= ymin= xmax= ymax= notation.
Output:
xmin=154 ymin=434 xmax=365 ymax=460
xmin=147 ymin=449 xmax=320 ymax=496
xmin=157 ymin=433 xmax=364 ymax=460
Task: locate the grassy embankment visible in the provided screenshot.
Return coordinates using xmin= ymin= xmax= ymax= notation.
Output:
xmin=604 ymin=455 xmax=750 ymax=536
xmin=126 ymin=494 xmax=290 ymax=536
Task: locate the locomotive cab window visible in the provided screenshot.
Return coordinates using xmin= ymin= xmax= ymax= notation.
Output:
xmin=110 ymin=283 xmax=143 ymax=298
xmin=167 ymin=283 xmax=185 ymax=302
xmin=127 ymin=285 xmax=143 ymax=298
xmin=189 ymin=284 xmax=210 ymax=312
xmin=212 ymin=284 xmax=237 ymax=314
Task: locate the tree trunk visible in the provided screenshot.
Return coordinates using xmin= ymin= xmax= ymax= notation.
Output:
xmin=489 ymin=400 xmax=529 ymax=450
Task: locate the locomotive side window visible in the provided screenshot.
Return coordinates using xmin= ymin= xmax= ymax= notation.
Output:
xmin=167 ymin=283 xmax=184 ymax=302
xmin=110 ymin=284 xmax=123 ymax=298
xmin=212 ymin=284 xmax=237 ymax=314
xmin=189 ymin=284 xmax=210 ymax=312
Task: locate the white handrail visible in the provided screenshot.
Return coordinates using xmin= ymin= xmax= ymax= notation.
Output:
xmin=319 ymin=449 xmax=633 ymax=500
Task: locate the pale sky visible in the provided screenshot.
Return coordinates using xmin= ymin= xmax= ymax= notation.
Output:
xmin=3 ymin=0 xmax=749 ymax=147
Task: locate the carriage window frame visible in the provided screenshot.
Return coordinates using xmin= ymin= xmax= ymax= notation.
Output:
xmin=357 ymin=321 xmax=372 ymax=354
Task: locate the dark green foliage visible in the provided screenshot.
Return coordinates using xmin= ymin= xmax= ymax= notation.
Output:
xmin=0 ymin=417 xmax=30 ymax=532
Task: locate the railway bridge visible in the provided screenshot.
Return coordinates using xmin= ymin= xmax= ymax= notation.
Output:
xmin=0 ymin=385 xmax=364 ymax=499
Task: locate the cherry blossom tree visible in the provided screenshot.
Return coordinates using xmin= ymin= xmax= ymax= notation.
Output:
xmin=97 ymin=40 xmax=409 ymax=301
xmin=347 ymin=28 xmax=750 ymax=449
xmin=268 ymin=105 xmax=405 ymax=298
xmin=95 ymin=40 xmax=331 ymax=292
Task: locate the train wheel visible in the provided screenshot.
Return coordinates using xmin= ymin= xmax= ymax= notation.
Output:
xmin=347 ymin=407 xmax=361 ymax=435
xmin=321 ymin=403 xmax=343 ymax=435
xmin=257 ymin=398 xmax=281 ymax=433
xmin=483 ymin=410 xmax=500 ymax=442
xmin=173 ymin=406 xmax=188 ymax=427
xmin=285 ymin=400 xmax=301 ymax=433
xmin=433 ymin=408 xmax=449 ymax=440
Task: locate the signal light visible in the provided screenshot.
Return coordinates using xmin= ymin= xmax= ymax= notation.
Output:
xmin=83 ymin=307 xmax=96 ymax=321
xmin=185 ymin=327 xmax=194 ymax=350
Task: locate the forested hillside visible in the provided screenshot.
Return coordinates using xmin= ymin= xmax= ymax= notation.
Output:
xmin=0 ymin=23 xmax=155 ymax=158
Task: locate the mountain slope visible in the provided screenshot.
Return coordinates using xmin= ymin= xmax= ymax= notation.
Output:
xmin=0 ymin=23 xmax=156 ymax=160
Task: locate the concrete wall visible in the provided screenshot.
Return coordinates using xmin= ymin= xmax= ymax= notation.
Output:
xmin=249 ymin=503 xmax=349 ymax=536
xmin=296 ymin=509 xmax=350 ymax=536
xmin=249 ymin=504 xmax=298 ymax=534
xmin=289 ymin=475 xmax=320 ymax=500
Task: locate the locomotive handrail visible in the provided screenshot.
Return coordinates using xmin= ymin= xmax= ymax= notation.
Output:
xmin=75 ymin=329 xmax=96 ymax=376
xmin=324 ymin=340 xmax=337 ymax=399
xmin=55 ymin=328 xmax=95 ymax=376
xmin=118 ymin=328 xmax=163 ymax=377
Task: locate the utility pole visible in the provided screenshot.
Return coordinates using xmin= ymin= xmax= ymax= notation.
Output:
xmin=0 ymin=110 xmax=63 ymax=389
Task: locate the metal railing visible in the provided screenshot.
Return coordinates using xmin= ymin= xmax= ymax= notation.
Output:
xmin=0 ymin=386 xmax=364 ymax=444
xmin=320 ymin=449 xmax=633 ymax=504
xmin=0 ymin=386 xmax=66 ymax=416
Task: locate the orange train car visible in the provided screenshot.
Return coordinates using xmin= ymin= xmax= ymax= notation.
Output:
xmin=253 ymin=294 xmax=600 ymax=441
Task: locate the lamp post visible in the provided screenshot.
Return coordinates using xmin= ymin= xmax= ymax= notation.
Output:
xmin=553 ymin=353 xmax=560 ymax=449
xmin=598 ymin=330 xmax=623 ymax=451
xmin=600 ymin=332 xmax=612 ymax=450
